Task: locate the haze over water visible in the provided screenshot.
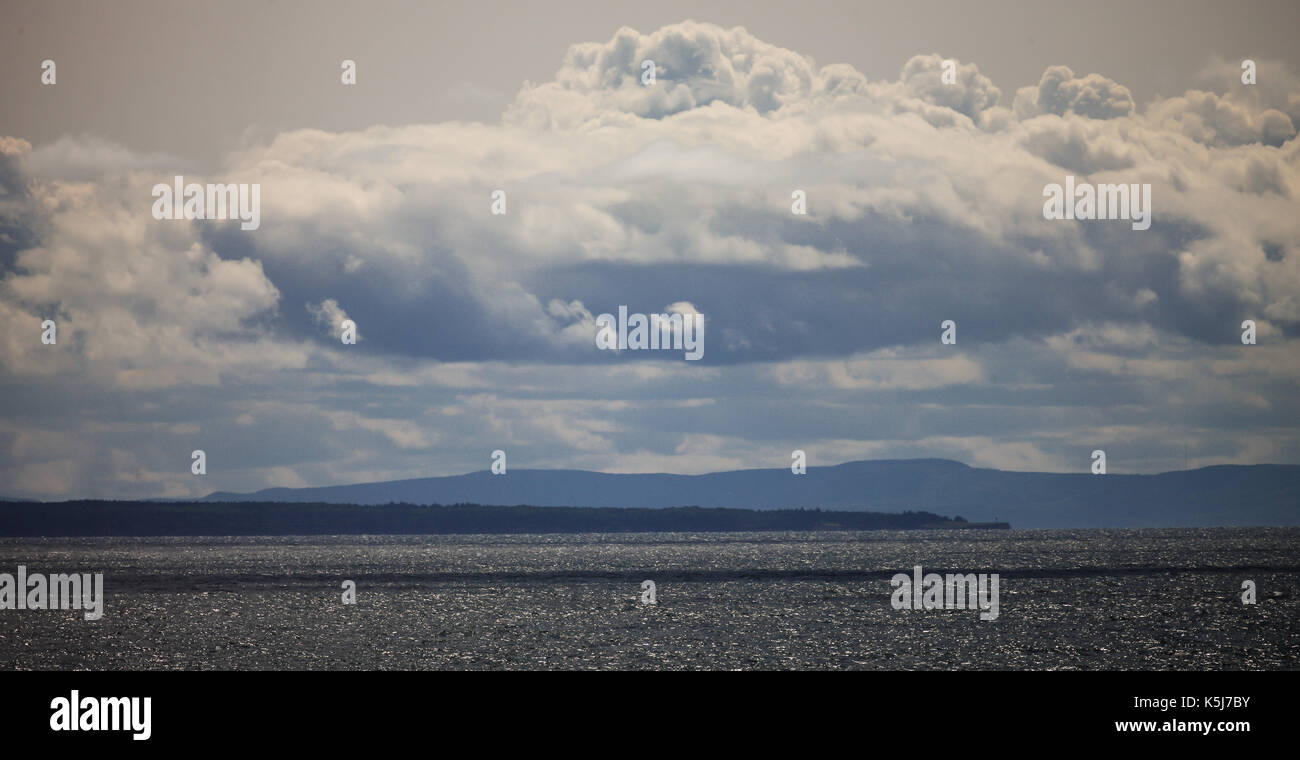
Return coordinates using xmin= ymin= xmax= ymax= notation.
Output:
xmin=1 ymin=528 xmax=1296 ymax=670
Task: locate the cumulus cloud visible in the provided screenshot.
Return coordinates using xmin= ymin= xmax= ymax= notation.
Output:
xmin=0 ymin=155 xmax=292 ymax=390
xmin=504 ymin=22 xmax=866 ymax=128
xmin=1147 ymin=89 xmax=1297 ymax=147
xmin=897 ymin=54 xmax=1002 ymax=120
xmin=1 ymin=21 xmax=1297 ymax=498
xmin=19 ymin=135 xmax=185 ymax=182
xmin=1014 ymin=65 xmax=1135 ymax=119
xmin=307 ymin=298 xmax=357 ymax=341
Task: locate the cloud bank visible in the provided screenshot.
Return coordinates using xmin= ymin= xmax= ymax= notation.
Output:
xmin=1 ymin=21 xmax=1297 ymax=499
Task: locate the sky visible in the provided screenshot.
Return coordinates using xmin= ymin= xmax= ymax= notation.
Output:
xmin=1 ymin=0 xmax=1298 ymax=499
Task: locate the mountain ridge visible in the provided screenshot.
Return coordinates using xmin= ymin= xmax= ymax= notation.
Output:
xmin=199 ymin=458 xmax=1300 ymax=529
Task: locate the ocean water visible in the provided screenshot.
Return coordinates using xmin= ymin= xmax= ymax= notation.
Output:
xmin=1 ymin=528 xmax=1296 ymax=670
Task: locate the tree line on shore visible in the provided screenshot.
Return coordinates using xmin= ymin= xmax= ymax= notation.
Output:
xmin=0 ymin=500 xmax=982 ymax=536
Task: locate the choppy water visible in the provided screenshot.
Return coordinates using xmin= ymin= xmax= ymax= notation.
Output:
xmin=1 ymin=528 xmax=1297 ymax=670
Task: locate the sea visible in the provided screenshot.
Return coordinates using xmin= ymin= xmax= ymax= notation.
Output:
xmin=1 ymin=528 xmax=1296 ymax=670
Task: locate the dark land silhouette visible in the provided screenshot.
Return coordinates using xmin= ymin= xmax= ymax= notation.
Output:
xmin=0 ymin=501 xmax=999 ymax=537
xmin=198 ymin=459 xmax=1300 ymax=529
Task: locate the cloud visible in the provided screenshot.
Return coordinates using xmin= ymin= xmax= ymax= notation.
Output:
xmin=1147 ymin=89 xmax=1296 ymax=148
xmin=19 ymin=135 xmax=185 ymax=182
xmin=0 ymin=153 xmax=292 ymax=390
xmin=897 ymin=54 xmax=1002 ymax=120
xmin=307 ymin=298 xmax=357 ymax=341
xmin=504 ymin=21 xmax=865 ymax=129
xmin=1014 ymin=65 xmax=1135 ymax=120
xmin=770 ymin=348 xmax=983 ymax=391
xmin=1 ymin=21 xmax=1298 ymax=497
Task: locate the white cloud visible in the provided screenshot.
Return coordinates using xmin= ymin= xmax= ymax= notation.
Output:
xmin=1 ymin=21 xmax=1298 ymax=497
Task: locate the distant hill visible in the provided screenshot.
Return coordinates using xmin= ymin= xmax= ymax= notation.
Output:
xmin=200 ymin=459 xmax=1300 ymax=529
xmin=0 ymin=503 xmax=986 ymax=537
